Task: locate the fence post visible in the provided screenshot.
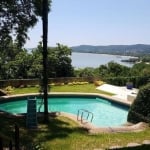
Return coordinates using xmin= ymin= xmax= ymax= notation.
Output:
xmin=9 ymin=140 xmax=12 ymax=150
xmin=15 ymin=124 xmax=19 ymax=150
xmin=0 ymin=137 xmax=3 ymax=150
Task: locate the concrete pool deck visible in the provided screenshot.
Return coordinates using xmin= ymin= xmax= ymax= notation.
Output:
xmin=96 ymin=84 xmax=139 ymax=104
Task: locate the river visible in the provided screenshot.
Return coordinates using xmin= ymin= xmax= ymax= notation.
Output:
xmin=71 ymin=52 xmax=135 ymax=68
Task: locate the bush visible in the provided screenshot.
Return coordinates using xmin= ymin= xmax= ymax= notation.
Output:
xmin=94 ymin=80 xmax=105 ymax=86
xmin=67 ymin=81 xmax=89 ymax=86
xmin=127 ymin=83 xmax=150 ymax=123
xmin=4 ymin=86 xmax=14 ymax=94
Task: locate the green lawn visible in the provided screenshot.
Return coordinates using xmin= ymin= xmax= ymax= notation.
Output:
xmin=12 ymin=83 xmax=114 ymax=96
xmin=0 ymin=113 xmax=150 ymax=150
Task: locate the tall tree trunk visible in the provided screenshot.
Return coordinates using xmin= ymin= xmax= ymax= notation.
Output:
xmin=42 ymin=0 xmax=49 ymax=122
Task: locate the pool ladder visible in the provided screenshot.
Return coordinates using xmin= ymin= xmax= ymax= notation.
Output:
xmin=77 ymin=109 xmax=94 ymax=124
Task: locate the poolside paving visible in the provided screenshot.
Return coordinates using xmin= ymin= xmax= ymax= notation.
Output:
xmin=96 ymin=84 xmax=139 ymax=104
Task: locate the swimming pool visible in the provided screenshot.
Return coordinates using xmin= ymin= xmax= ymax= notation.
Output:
xmin=0 ymin=95 xmax=129 ymax=127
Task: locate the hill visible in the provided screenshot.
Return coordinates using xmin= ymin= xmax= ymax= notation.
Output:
xmin=71 ymin=44 xmax=150 ymax=56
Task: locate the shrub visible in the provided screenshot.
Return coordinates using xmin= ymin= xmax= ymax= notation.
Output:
xmin=4 ymin=86 xmax=14 ymax=94
xmin=127 ymin=83 xmax=150 ymax=123
xmin=49 ymin=83 xmax=55 ymax=86
xmin=68 ymin=82 xmax=73 ymax=85
xmin=94 ymin=80 xmax=104 ymax=86
xmin=68 ymin=81 xmax=89 ymax=86
xmin=55 ymin=83 xmax=64 ymax=86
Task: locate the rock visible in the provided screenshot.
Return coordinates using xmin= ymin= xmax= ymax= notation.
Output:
xmin=143 ymin=140 xmax=150 ymax=145
xmin=127 ymin=142 xmax=141 ymax=147
xmin=108 ymin=145 xmax=123 ymax=149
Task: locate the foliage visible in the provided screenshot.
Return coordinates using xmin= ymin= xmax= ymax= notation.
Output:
xmin=28 ymin=42 xmax=43 ymax=78
xmin=96 ymin=62 xmax=150 ymax=87
xmin=94 ymin=80 xmax=105 ymax=86
xmin=75 ymin=67 xmax=98 ymax=78
xmin=0 ymin=44 xmax=32 ymax=79
xmin=31 ymin=42 xmax=74 ymax=78
xmin=129 ymin=63 xmax=150 ymax=87
xmin=127 ymin=83 xmax=150 ymax=123
xmin=4 ymin=86 xmax=14 ymax=94
xmin=0 ymin=0 xmax=51 ymax=48
xmin=0 ymin=41 xmax=20 ymax=79
xmin=0 ymin=113 xmax=150 ymax=149
xmin=67 ymin=81 xmax=89 ymax=85
xmin=0 ymin=42 xmax=74 ymax=79
xmin=130 ymin=63 xmax=150 ymax=76
xmin=99 ymin=62 xmax=130 ymax=78
xmin=47 ymin=43 xmax=74 ymax=77
xmin=10 ymin=50 xmax=33 ymax=79
xmin=0 ymin=39 xmax=149 ymax=88
xmin=141 ymin=55 xmax=150 ymax=62
xmin=73 ymin=61 xmax=150 ymax=87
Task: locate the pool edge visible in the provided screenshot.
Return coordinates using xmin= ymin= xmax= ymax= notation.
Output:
xmin=1 ymin=92 xmax=147 ymax=133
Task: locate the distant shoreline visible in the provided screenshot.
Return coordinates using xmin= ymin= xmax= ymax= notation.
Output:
xmin=71 ymin=44 xmax=150 ymax=57
xmin=71 ymin=51 xmax=139 ymax=58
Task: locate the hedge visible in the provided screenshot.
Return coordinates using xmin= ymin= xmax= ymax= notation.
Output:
xmin=127 ymin=82 xmax=150 ymax=123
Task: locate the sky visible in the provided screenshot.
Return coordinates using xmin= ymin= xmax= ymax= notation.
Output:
xmin=25 ymin=0 xmax=150 ymax=48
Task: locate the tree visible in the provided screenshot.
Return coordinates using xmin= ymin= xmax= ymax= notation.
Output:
xmin=0 ymin=40 xmax=26 ymax=79
xmin=130 ymin=63 xmax=150 ymax=87
xmin=28 ymin=43 xmax=43 ymax=78
xmin=0 ymin=0 xmax=51 ymax=48
xmin=98 ymin=62 xmax=130 ymax=78
xmin=77 ymin=67 xmax=95 ymax=78
xmin=0 ymin=0 xmax=51 ymax=122
xmin=107 ymin=62 xmax=130 ymax=77
xmin=10 ymin=50 xmax=32 ymax=79
xmin=48 ymin=43 xmax=74 ymax=77
xmin=98 ymin=65 xmax=109 ymax=78
xmin=42 ymin=0 xmax=49 ymax=122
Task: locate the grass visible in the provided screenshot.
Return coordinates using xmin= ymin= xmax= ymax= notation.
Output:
xmin=0 ymin=113 xmax=150 ymax=150
xmin=12 ymin=83 xmax=114 ymax=96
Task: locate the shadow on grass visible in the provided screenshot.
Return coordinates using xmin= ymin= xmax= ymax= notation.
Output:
xmin=0 ymin=113 xmax=88 ymax=148
xmin=0 ymin=113 xmax=26 ymax=146
xmin=35 ymin=115 xmax=88 ymax=141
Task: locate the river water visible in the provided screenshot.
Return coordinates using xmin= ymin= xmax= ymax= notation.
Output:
xmin=71 ymin=52 xmax=135 ymax=68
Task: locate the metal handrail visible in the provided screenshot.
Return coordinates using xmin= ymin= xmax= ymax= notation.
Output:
xmin=77 ymin=109 xmax=94 ymax=124
xmin=38 ymin=98 xmax=44 ymax=112
xmin=38 ymin=90 xmax=44 ymax=112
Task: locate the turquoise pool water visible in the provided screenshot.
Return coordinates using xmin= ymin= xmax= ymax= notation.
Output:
xmin=0 ymin=96 xmax=129 ymax=127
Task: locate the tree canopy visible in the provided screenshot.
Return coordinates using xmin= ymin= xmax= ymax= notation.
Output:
xmin=0 ymin=42 xmax=74 ymax=79
xmin=0 ymin=0 xmax=51 ymax=48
